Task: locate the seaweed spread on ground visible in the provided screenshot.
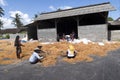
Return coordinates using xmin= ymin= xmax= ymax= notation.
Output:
xmin=0 ymin=40 xmax=120 ymax=67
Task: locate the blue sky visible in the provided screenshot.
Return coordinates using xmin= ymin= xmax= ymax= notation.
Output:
xmin=0 ymin=0 xmax=120 ymax=29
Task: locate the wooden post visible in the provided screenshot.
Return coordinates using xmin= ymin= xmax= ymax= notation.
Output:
xmin=35 ymin=21 xmax=38 ymax=40
xmin=55 ymin=19 xmax=58 ymax=41
xmin=55 ymin=19 xmax=57 ymax=33
xmin=108 ymin=30 xmax=111 ymax=41
xmin=76 ymin=16 xmax=79 ymax=27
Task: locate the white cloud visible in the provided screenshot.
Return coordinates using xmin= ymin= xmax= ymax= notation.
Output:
xmin=9 ymin=10 xmax=32 ymax=25
xmin=0 ymin=0 xmax=7 ymax=6
xmin=49 ymin=6 xmax=56 ymax=11
xmin=49 ymin=5 xmax=72 ymax=11
xmin=0 ymin=11 xmax=32 ymax=29
xmin=59 ymin=6 xmax=72 ymax=10
xmin=0 ymin=17 xmax=15 ymax=29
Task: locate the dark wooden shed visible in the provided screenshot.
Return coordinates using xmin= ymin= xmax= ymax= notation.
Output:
xmin=26 ymin=2 xmax=115 ymax=42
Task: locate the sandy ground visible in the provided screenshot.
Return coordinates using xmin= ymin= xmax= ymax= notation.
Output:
xmin=0 ymin=48 xmax=120 ymax=80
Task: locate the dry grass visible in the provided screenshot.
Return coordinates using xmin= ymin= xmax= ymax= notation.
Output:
xmin=0 ymin=40 xmax=120 ymax=67
xmin=0 ymin=40 xmax=39 ymax=64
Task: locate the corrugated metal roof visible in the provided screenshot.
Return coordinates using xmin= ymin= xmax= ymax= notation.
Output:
xmin=35 ymin=2 xmax=115 ymax=21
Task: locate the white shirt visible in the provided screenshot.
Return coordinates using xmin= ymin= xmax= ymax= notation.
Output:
xmin=29 ymin=52 xmax=42 ymax=63
xmin=67 ymin=49 xmax=74 ymax=57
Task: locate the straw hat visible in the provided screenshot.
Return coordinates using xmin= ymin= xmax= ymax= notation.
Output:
xmin=34 ymin=48 xmax=40 ymax=51
xmin=34 ymin=48 xmax=40 ymax=53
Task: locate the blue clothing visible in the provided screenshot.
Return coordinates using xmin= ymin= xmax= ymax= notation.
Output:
xmin=29 ymin=52 xmax=42 ymax=63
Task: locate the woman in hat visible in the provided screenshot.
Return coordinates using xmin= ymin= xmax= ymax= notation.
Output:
xmin=29 ymin=48 xmax=43 ymax=64
xmin=66 ymin=45 xmax=77 ymax=58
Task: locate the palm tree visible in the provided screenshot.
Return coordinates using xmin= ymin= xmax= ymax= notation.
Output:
xmin=0 ymin=7 xmax=4 ymax=34
xmin=0 ymin=7 xmax=4 ymax=17
xmin=0 ymin=19 xmax=3 ymax=30
xmin=107 ymin=17 xmax=114 ymax=21
xmin=12 ymin=13 xmax=23 ymax=28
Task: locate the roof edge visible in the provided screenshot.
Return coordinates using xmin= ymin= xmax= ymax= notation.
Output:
xmin=41 ymin=2 xmax=110 ymax=15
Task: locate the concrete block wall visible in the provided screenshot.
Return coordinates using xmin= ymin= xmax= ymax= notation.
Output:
xmin=111 ymin=30 xmax=120 ymax=41
xmin=37 ymin=28 xmax=57 ymax=42
xmin=9 ymin=33 xmax=26 ymax=40
xmin=78 ymin=24 xmax=108 ymax=42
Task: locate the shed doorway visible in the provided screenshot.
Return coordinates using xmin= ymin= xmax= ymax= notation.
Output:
xmin=57 ymin=17 xmax=78 ymax=39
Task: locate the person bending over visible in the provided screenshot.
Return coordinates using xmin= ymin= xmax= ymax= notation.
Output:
xmin=29 ymin=48 xmax=43 ymax=64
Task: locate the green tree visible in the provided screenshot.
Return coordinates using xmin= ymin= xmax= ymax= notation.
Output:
xmin=12 ymin=13 xmax=23 ymax=28
xmin=107 ymin=17 xmax=114 ymax=21
xmin=0 ymin=7 xmax=4 ymax=30
xmin=0 ymin=19 xmax=3 ymax=30
xmin=33 ymin=12 xmax=40 ymax=19
xmin=0 ymin=7 xmax=4 ymax=17
xmin=34 ymin=14 xmax=38 ymax=18
xmin=32 ymin=12 xmax=40 ymax=22
xmin=57 ymin=8 xmax=62 ymax=11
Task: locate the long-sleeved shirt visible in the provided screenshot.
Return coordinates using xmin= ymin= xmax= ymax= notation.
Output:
xmin=67 ymin=49 xmax=75 ymax=57
xmin=29 ymin=52 xmax=43 ymax=63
